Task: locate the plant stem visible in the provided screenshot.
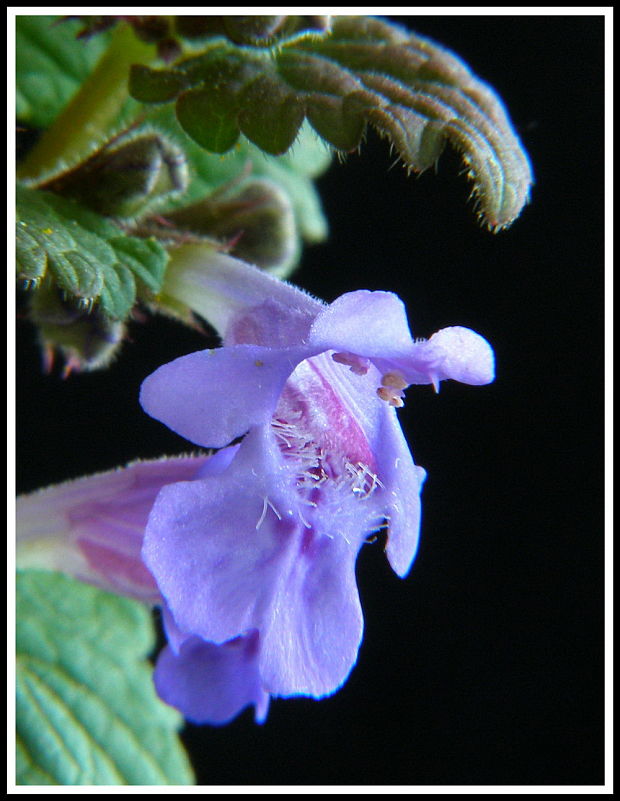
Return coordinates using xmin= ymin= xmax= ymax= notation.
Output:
xmin=18 ymin=24 xmax=156 ymax=181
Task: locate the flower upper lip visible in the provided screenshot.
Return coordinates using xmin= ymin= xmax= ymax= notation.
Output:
xmin=140 ymin=288 xmax=494 ymax=451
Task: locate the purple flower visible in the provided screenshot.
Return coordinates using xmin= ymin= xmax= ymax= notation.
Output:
xmin=137 ymin=250 xmax=495 ymax=724
xmin=16 ymin=250 xmax=494 ymax=725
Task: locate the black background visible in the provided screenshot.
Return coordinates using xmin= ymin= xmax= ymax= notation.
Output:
xmin=16 ymin=15 xmax=606 ymax=787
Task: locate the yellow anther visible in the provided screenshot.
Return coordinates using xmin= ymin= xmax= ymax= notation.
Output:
xmin=377 ymin=387 xmax=404 ymax=407
xmin=381 ymin=371 xmax=408 ymax=390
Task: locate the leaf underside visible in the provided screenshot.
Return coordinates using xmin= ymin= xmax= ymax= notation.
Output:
xmin=16 ymin=570 xmax=193 ymax=785
xmin=16 ymin=185 xmax=168 ymax=320
xmin=130 ymin=16 xmax=533 ymax=230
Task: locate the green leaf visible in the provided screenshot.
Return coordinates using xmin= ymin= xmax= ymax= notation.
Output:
xmin=238 ymin=76 xmax=305 ymax=154
xmin=16 ymin=570 xmax=194 ymax=785
xmin=130 ymin=15 xmax=532 ymax=230
xmin=176 ymin=85 xmax=241 ymax=153
xmin=16 ymin=16 xmax=111 ymax=128
xmin=16 ymin=185 xmax=168 ymax=319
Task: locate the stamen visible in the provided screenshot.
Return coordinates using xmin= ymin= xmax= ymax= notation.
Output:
xmin=381 ymin=371 xmax=408 ymax=390
xmin=331 ymin=351 xmax=370 ymax=376
xmin=343 ymin=460 xmax=383 ymax=498
xmin=272 ymin=398 xmax=382 ymax=511
xmin=377 ymin=370 xmax=408 ymax=407
xmin=377 ymin=386 xmax=405 ymax=407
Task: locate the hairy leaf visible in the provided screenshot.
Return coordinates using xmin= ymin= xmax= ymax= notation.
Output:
xmin=16 ymin=570 xmax=193 ymax=785
xmin=16 ymin=185 xmax=168 ymax=319
xmin=16 ymin=16 xmax=111 ymax=128
xmin=130 ymin=15 xmax=532 ymax=230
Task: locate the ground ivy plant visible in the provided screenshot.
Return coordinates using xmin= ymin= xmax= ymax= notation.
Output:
xmin=15 ymin=14 xmax=532 ymax=786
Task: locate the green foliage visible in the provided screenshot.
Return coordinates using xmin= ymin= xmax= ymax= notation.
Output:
xmin=37 ymin=128 xmax=189 ymax=219
xmin=16 ymin=185 xmax=168 ymax=320
xmin=16 ymin=16 xmax=111 ymax=128
xmin=14 ymin=14 xmax=332 ymax=370
xmin=144 ymin=111 xmax=332 ymax=247
xmin=14 ymin=13 xmax=532 ymax=376
xmin=130 ymin=15 xmax=532 ymax=230
xmin=16 ymin=570 xmax=194 ymax=785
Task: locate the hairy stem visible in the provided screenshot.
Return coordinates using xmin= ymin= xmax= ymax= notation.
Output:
xmin=18 ymin=24 xmax=156 ymax=180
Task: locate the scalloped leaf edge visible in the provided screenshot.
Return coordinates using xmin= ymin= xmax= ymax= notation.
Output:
xmin=129 ymin=16 xmax=533 ymax=230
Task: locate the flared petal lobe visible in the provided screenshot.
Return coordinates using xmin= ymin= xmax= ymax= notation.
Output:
xmin=140 ymin=343 xmax=311 ymax=449
xmin=144 ymin=426 xmax=368 ymax=698
xmin=154 ymin=631 xmax=270 ymax=725
xmin=256 ymin=491 xmax=369 ymax=698
xmin=375 ymin=410 xmax=427 ymax=577
xmin=144 ymin=426 xmax=298 ymax=643
xmin=426 ymin=326 xmax=495 ymax=385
